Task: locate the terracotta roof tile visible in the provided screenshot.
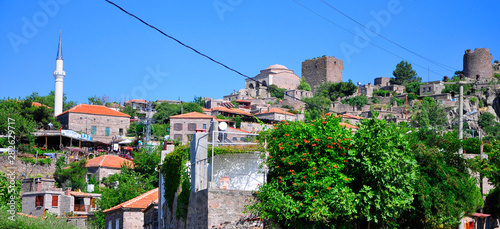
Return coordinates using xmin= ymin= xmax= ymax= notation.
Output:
xmin=32 ymin=102 xmax=51 ymax=108
xmin=212 ymin=107 xmax=253 ymax=116
xmin=103 ymin=188 xmax=159 ymax=213
xmin=170 ymin=111 xmax=215 ymax=119
xmin=339 ymin=122 xmax=359 ymax=129
xmin=85 ymin=155 xmax=134 ymax=169
xmin=57 ymin=104 xmax=130 ymax=117
xmin=339 ymin=114 xmax=364 ymax=120
xmin=256 ymin=107 xmax=295 ymax=116
xmin=70 ymin=191 xmax=95 ymax=198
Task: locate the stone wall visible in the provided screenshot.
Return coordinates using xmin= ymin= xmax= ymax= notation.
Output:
xmin=463 ymin=48 xmax=494 ymax=79
xmin=374 ymin=77 xmax=391 ymax=86
xmin=302 ymin=56 xmax=343 ymax=91
xmin=207 ymin=189 xmax=259 ymax=228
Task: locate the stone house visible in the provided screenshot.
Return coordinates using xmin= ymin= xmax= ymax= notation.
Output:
xmin=22 ymin=178 xmax=56 ymax=193
xmin=420 ymin=81 xmax=445 ymax=95
xmin=104 ymin=188 xmax=159 ymax=229
xmin=169 ymin=112 xmax=215 ymax=144
xmin=210 ymin=106 xmax=253 ymax=119
xmin=339 ymin=113 xmax=365 ymax=125
xmin=57 ymin=104 xmax=131 ymax=144
xmin=302 ymin=56 xmax=344 ymax=92
xmin=143 ymin=199 xmax=158 ymax=229
xmin=254 ymin=107 xmax=298 ymax=122
xmin=86 ymin=155 xmax=135 ymax=183
xmin=22 ymin=188 xmax=101 ymax=217
xmin=283 ymin=89 xmax=313 ymax=101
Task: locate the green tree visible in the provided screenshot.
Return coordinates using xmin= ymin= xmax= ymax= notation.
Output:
xmin=315 ymin=80 xmax=357 ymax=101
xmin=390 ymin=61 xmax=421 ymax=86
xmin=250 ymin=114 xmax=418 ymax=228
xmin=410 ymin=97 xmax=447 ymax=128
xmin=297 ymin=78 xmax=312 ymax=91
xmin=193 ymin=96 xmax=206 ymax=107
xmin=53 ymin=159 xmax=87 ymax=190
xmin=0 ymin=172 xmax=22 ymax=212
xmin=342 ymin=95 xmax=368 ymax=108
xmin=153 ymin=102 xmax=203 ymax=124
xmin=25 ymin=91 xmax=76 ymax=111
xmin=479 ymin=112 xmax=500 ymax=137
xmin=267 ymin=84 xmax=286 ymax=99
xmin=87 ymin=95 xmax=109 ymax=105
xmin=405 ymin=82 xmax=422 ymax=95
xmin=303 ymin=96 xmax=331 ymax=121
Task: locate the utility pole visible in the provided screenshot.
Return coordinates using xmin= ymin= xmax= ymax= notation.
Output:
xmin=479 ymin=129 xmax=484 ymax=213
xmin=144 ymin=102 xmax=152 ymax=151
xmin=458 ymin=81 xmax=464 ymax=154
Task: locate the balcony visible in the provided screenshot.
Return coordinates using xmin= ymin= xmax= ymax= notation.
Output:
xmin=74 ymin=204 xmax=91 ymax=212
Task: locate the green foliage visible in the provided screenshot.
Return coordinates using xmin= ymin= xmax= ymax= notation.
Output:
xmin=87 ymin=95 xmax=108 ymax=105
xmin=469 ymin=97 xmax=478 ymax=104
xmin=302 ymin=96 xmax=331 ymax=121
xmin=297 ymin=78 xmax=311 ymax=91
xmin=153 ymin=102 xmax=203 ymax=124
xmin=250 ymin=115 xmax=418 ymax=228
xmin=0 ymin=171 xmax=22 ymax=213
xmin=342 ymin=95 xmax=368 ymax=108
xmin=193 ymin=95 xmax=206 ymax=107
xmin=133 ymin=147 xmax=161 ymax=187
xmin=24 ymin=90 xmax=77 ymax=111
xmin=0 ymin=210 xmax=80 ymax=229
xmin=315 ymin=80 xmax=357 ymax=101
xmin=390 ymin=61 xmax=421 ymax=85
xmin=479 ymin=112 xmax=500 ymax=137
xmin=373 ymin=89 xmax=391 ymax=97
xmin=495 ymin=73 xmax=500 ymax=79
xmin=53 ymin=159 xmax=87 ymax=190
xmin=126 ymin=122 xmax=144 ymax=138
xmin=20 ymin=157 xmax=52 ymax=165
xmin=235 ymin=115 xmax=242 ymax=128
xmin=162 ymin=145 xmax=190 ymax=211
xmin=410 ymin=97 xmax=447 ymax=128
xmin=267 ymin=84 xmax=286 ymax=99
xmin=405 ymin=82 xmax=423 ymax=95
xmin=400 ymin=142 xmax=483 ymax=228
xmin=176 ymin=169 xmax=191 ymax=220
xmin=371 ymin=97 xmax=380 ymax=104
xmin=441 ymin=75 xmax=473 ymax=94
xmin=390 ymin=97 xmax=404 ymax=106
xmin=479 ymin=99 xmax=485 ymax=108
xmin=152 ymin=123 xmax=169 ymax=139
xmin=121 ymin=104 xmax=138 ymax=118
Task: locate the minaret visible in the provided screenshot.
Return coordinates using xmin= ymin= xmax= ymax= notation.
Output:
xmin=53 ymin=31 xmax=66 ymax=117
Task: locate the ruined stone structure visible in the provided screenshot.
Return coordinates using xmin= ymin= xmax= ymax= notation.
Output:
xmin=463 ymin=48 xmax=493 ymax=79
xmin=374 ymin=77 xmax=391 ymax=86
xmin=302 ymin=56 xmax=343 ymax=91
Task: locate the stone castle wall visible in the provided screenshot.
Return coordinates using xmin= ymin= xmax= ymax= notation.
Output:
xmin=302 ymin=56 xmax=343 ymax=91
xmin=463 ymin=48 xmax=493 ymax=79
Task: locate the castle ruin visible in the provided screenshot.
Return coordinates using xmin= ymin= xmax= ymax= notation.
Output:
xmin=302 ymin=56 xmax=343 ymax=92
xmin=463 ymin=48 xmax=493 ymax=79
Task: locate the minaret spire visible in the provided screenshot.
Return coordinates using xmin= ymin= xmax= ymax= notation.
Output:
xmin=56 ymin=30 xmax=63 ymax=60
xmin=53 ymin=30 xmax=66 ymax=117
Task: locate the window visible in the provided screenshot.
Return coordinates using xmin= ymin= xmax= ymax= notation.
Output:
xmin=174 ymin=134 xmax=182 ymax=141
xmin=105 ymin=127 xmax=110 ymax=136
xmin=52 ymin=195 xmax=58 ymax=207
xmin=35 ymin=195 xmax=44 ymax=207
xmin=232 ymin=137 xmax=237 ymax=141
xmin=174 ymin=123 xmax=182 ymax=131
xmin=115 ymin=219 xmax=119 ymax=229
xmin=108 ymin=221 xmax=112 ymax=229
xmin=119 ymin=128 xmax=123 ymax=136
xmin=91 ymin=126 xmax=97 ymax=135
xmin=188 ymin=123 xmax=196 ymax=131
xmin=203 ymin=124 xmax=207 ymax=129
xmin=422 ymin=88 xmax=426 ymax=92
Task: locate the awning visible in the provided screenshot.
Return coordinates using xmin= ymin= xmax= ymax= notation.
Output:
xmin=123 ymin=147 xmax=134 ymax=151
xmin=118 ymin=139 xmax=133 ymax=144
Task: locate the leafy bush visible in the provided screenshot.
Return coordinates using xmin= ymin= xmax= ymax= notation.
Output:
xmin=373 ymin=89 xmax=391 ymax=97
xmin=469 ymin=97 xmax=478 ymax=104
xmin=342 ymin=95 xmax=368 ymax=108
xmin=0 ymin=211 xmax=79 ymax=229
xmin=371 ymin=97 xmax=380 ymax=104
xmin=20 ymin=157 xmax=52 ymax=166
xmin=390 ymin=97 xmax=404 ymax=106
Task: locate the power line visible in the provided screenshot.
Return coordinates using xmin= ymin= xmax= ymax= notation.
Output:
xmin=104 ymin=0 xmax=334 ymax=113
xmin=291 ymin=0 xmax=451 ymax=78
xmin=319 ymin=0 xmax=458 ymax=72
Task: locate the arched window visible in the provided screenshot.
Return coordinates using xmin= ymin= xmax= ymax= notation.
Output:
xmin=248 ymin=83 xmax=254 ymax=89
xmin=262 ymin=80 xmax=267 ymax=86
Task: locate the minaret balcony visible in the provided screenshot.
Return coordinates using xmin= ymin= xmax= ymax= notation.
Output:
xmin=53 ymin=70 xmax=66 ymax=76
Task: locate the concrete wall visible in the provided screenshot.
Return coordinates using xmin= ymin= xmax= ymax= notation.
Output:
xmin=212 ymin=152 xmax=265 ymax=191
xmin=59 ymin=113 xmax=130 ymax=144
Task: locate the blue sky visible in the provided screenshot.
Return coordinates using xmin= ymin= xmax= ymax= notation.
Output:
xmin=1 ymin=0 xmax=499 ymax=105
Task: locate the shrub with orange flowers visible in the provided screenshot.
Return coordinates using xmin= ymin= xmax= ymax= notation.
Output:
xmin=249 ymin=113 xmax=419 ymax=228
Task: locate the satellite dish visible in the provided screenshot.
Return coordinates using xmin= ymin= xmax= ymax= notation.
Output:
xmin=219 ymin=122 xmax=228 ymax=131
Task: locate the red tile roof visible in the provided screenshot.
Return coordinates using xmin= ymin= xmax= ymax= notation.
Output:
xmin=256 ymin=107 xmax=295 ymax=116
xmin=339 ymin=114 xmax=364 ymax=120
xmin=57 ymin=104 xmax=131 ymax=117
xmin=228 ymin=127 xmax=250 ymax=133
xmin=103 ymin=188 xmax=159 ymax=213
xmin=339 ymin=122 xmax=359 ymax=129
xmin=85 ymin=155 xmax=134 ymax=169
xmin=202 ymin=107 xmax=211 ymax=112
xmin=125 ymin=99 xmax=148 ymax=104
xmin=70 ymin=191 xmax=95 ymax=198
xmin=212 ymin=107 xmax=253 ymax=116
xmin=32 ymin=102 xmax=51 ymax=108
xmin=170 ymin=111 xmax=215 ymax=119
